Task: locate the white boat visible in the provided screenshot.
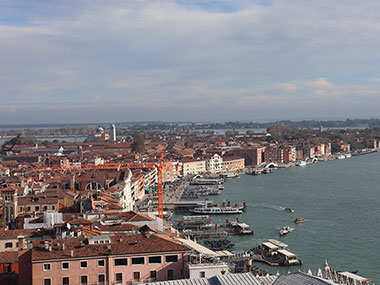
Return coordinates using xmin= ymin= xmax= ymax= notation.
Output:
xmin=345 ymin=153 xmax=352 ymax=158
xmin=279 ymin=226 xmax=294 ymax=236
xmin=296 ymin=161 xmax=307 ymax=167
xmin=337 ymin=155 xmax=346 ymax=160
xmin=190 ymin=206 xmax=243 ymax=214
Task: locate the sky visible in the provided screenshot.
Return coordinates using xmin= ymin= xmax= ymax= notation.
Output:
xmin=1 ymin=0 xmax=380 ymax=124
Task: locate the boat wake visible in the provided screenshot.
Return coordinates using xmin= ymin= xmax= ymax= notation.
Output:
xmin=260 ymin=203 xmax=287 ymax=211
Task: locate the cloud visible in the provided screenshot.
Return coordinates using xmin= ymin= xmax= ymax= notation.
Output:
xmin=1 ymin=0 xmax=380 ymax=123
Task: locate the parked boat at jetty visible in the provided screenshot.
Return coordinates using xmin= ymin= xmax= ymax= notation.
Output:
xmin=296 ymin=161 xmax=307 ymax=166
xmin=229 ymin=222 xmax=254 ymax=235
xmin=191 ymin=178 xmax=224 ymax=185
xmin=337 ymin=154 xmax=346 ymax=160
xmin=190 ymin=206 xmax=243 ymax=214
xmin=253 ymin=239 xmax=302 ymax=266
xmin=203 ymin=239 xmax=234 ymax=251
xmin=294 ymin=218 xmax=305 ymax=224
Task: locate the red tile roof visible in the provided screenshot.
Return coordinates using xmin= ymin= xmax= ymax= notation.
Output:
xmin=31 ymin=233 xmax=191 ymax=261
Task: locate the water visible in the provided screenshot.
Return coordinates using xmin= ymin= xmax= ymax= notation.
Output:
xmin=176 ymin=153 xmax=380 ymax=281
xmin=195 ymin=128 xmax=267 ymax=134
xmin=0 ymin=137 xmax=86 ymax=144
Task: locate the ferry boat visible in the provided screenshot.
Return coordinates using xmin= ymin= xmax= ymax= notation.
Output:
xmin=294 ymin=218 xmax=305 ymax=224
xmin=190 ymin=206 xmax=243 ymax=215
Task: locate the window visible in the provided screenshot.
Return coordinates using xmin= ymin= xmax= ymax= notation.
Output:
xmin=148 ymin=256 xmax=161 ymax=264
xmin=180 ymin=268 xmax=184 ymax=277
xmin=52 ymin=206 xmax=55 ymax=210
xmin=27 ymin=206 xmax=31 ymax=212
xmin=200 ymin=271 xmax=205 ymax=278
xmin=43 ymin=206 xmax=48 ymax=211
xmin=98 ymin=274 xmax=105 ymax=285
xmin=131 ymin=257 xmax=144 ymax=265
xmin=5 ymin=242 xmax=12 ymax=248
xmin=43 ymin=278 xmax=51 ymax=285
xmin=133 ymin=272 xmax=140 ymax=282
xmin=62 ymin=276 xmax=70 ymax=285
xmin=80 ymin=261 xmax=87 ymax=268
xmin=165 ymin=255 xmax=178 ymax=263
xmin=35 ymin=206 xmax=40 ymax=211
xmin=43 ymin=263 xmax=51 ymax=271
xmin=167 ymin=269 xmax=174 ymax=280
xmin=80 ymin=275 xmax=88 ymax=285
xmin=61 ymin=262 xmax=69 ymax=270
xmin=150 ymin=271 xmax=157 ymax=281
xmin=5 ymin=264 xmax=11 ymax=273
xmin=115 ymin=273 xmax=123 ymax=283
xmin=97 ymin=259 xmax=105 ymax=267
xmin=19 ymin=207 xmax=23 ymax=212
xmin=114 ymin=258 xmax=128 ymax=266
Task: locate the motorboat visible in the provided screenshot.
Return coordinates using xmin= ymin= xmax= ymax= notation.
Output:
xmin=296 ymin=161 xmax=307 ymax=167
xmin=285 ymin=208 xmax=294 ymax=213
xmin=279 ymin=226 xmax=294 ymax=236
xmin=294 ymin=218 xmax=305 ymax=224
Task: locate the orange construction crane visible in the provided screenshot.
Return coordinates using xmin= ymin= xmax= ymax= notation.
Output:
xmin=29 ymin=153 xmax=165 ymax=219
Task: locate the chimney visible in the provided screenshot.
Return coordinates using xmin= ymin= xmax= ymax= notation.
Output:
xmin=17 ymin=235 xmax=25 ymax=250
xmin=70 ymin=250 xmax=74 ymax=257
xmin=62 ymin=243 xmax=65 ymax=250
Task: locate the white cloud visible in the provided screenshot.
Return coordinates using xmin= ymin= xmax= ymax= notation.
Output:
xmin=1 ymin=0 xmax=380 ymax=122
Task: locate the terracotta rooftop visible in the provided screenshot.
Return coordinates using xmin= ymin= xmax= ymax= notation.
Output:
xmin=0 ymin=251 xmax=19 ymax=263
xmin=31 ymin=233 xmax=191 ymax=261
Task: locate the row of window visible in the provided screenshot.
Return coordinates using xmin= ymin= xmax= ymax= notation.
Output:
xmin=19 ymin=205 xmax=55 ymax=212
xmin=43 ymin=269 xmax=177 ymax=285
xmin=43 ymin=255 xmax=178 ymax=271
xmin=43 ymin=274 xmax=104 ymax=285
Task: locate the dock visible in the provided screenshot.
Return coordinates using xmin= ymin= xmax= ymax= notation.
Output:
xmin=181 ymin=231 xmax=231 ymax=239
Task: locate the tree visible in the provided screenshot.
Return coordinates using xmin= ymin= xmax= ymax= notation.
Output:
xmin=131 ymin=132 xmax=145 ymax=153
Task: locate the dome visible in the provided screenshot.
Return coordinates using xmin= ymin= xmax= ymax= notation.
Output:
xmin=96 ymin=126 xmax=104 ymax=133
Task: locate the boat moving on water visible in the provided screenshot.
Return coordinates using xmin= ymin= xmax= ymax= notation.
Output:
xmin=279 ymin=226 xmax=294 ymax=236
xmin=294 ymin=218 xmax=305 ymax=224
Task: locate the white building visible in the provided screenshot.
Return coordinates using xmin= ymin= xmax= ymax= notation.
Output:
xmin=206 ymin=154 xmax=223 ymax=173
xmin=181 ymin=159 xmax=206 ymax=177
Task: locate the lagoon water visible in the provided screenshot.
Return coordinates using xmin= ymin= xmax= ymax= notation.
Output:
xmin=178 ymin=152 xmax=380 ymax=282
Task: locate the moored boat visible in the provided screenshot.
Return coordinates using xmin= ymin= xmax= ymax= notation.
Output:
xmin=296 ymin=161 xmax=307 ymax=167
xmin=190 ymin=206 xmax=243 ymax=215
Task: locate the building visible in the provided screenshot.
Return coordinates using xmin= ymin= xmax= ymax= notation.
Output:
xmin=222 ymin=156 xmax=245 ymax=172
xmin=19 ymin=231 xmax=191 ymax=285
xmin=181 ymin=159 xmax=206 ymax=177
xmin=205 ymin=154 xmax=223 ymax=173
